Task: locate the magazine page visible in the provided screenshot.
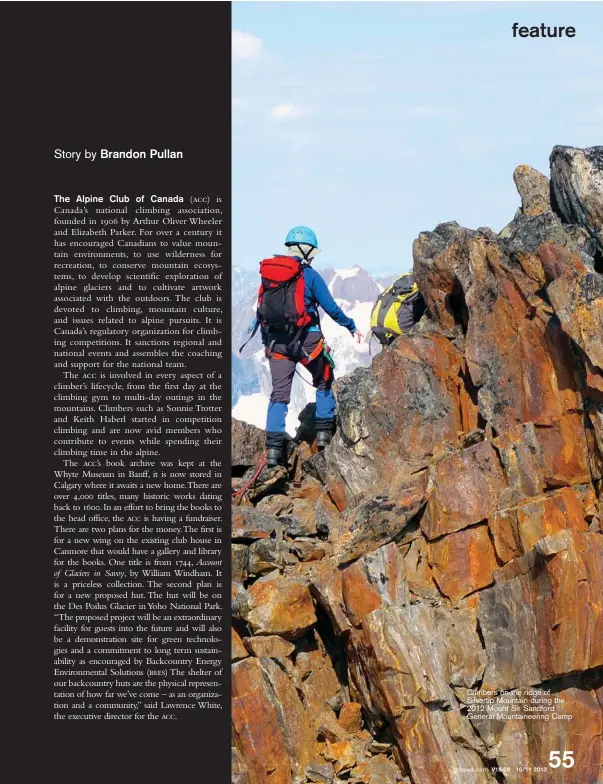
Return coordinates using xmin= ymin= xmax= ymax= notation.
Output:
xmin=4 ymin=0 xmax=601 ymax=782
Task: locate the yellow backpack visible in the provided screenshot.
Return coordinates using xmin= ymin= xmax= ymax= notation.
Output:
xmin=370 ymin=273 xmax=425 ymax=346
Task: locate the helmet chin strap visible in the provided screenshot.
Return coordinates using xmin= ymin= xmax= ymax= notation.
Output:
xmin=292 ymin=243 xmax=315 ymax=263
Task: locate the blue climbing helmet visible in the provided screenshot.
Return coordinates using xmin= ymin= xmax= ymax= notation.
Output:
xmin=285 ymin=226 xmax=318 ymax=249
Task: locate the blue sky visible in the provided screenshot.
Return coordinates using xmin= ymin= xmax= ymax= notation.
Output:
xmin=233 ymin=2 xmax=602 ymax=273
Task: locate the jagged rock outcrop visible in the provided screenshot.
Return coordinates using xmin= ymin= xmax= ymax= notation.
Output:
xmin=319 ymin=333 xmax=475 ymax=509
xmin=513 ymin=164 xmax=551 ymax=216
xmin=550 ymin=145 xmax=603 ymax=257
xmin=231 ymin=147 xmax=603 ymax=784
xmin=232 ymin=418 xmax=265 ymax=473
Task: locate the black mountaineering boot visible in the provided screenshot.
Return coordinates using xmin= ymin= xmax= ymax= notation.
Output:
xmin=315 ymin=430 xmax=333 ymax=450
xmin=315 ymin=417 xmax=336 ymax=450
xmin=266 ymin=447 xmax=283 ymax=468
xmin=265 ymin=432 xmax=285 ymax=467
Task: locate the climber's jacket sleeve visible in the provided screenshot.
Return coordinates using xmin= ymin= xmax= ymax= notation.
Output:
xmin=303 ymin=267 xmax=357 ymax=333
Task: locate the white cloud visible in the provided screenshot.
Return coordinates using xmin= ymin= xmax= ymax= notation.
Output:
xmin=270 ymin=102 xmax=312 ymax=121
xmin=232 ymin=30 xmax=263 ymax=60
xmin=405 ymin=105 xmax=448 ymax=119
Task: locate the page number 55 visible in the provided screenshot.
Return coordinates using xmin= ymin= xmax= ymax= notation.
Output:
xmin=549 ymin=751 xmax=574 ymax=768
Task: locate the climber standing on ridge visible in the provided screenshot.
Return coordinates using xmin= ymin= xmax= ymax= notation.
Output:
xmin=242 ymin=226 xmax=363 ymax=467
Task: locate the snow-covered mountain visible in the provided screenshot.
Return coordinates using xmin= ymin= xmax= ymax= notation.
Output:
xmin=231 ymin=352 xmax=260 ymax=407
xmin=231 ymin=264 xmax=400 ymax=435
xmin=231 ymin=266 xmax=257 ymax=305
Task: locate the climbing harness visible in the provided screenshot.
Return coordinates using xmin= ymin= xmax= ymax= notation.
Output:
xmin=267 ymin=336 xmax=335 ymax=387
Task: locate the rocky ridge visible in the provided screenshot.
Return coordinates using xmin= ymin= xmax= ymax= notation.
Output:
xmin=230 ymin=146 xmax=603 ymax=784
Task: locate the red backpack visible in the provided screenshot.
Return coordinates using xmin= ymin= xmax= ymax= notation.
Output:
xmin=256 ymin=256 xmax=312 ymax=333
xmin=238 ymin=256 xmax=313 ymax=353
